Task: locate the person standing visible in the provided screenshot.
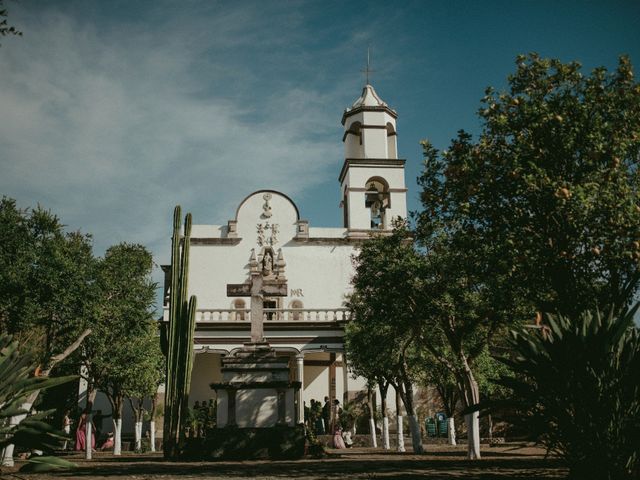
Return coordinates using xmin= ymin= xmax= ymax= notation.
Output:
xmin=62 ymin=410 xmax=72 ymax=450
xmin=322 ymin=397 xmax=331 ymax=435
xmin=75 ymin=413 xmax=95 ymax=451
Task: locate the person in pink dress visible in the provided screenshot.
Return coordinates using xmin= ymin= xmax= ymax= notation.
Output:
xmin=333 ymin=426 xmax=346 ymax=449
xmin=75 ymin=413 xmax=96 ymax=451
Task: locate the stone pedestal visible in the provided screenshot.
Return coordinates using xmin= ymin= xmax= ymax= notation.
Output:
xmin=211 ymin=343 xmax=300 ymax=428
xmin=204 ymin=343 xmax=304 ymax=459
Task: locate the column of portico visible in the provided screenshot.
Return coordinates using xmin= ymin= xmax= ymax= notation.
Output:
xmin=296 ymin=354 xmax=305 ymax=424
xmin=342 ymin=351 xmax=349 ymax=404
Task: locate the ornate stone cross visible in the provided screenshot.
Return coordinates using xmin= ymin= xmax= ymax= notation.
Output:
xmin=227 ymin=264 xmax=287 ymax=344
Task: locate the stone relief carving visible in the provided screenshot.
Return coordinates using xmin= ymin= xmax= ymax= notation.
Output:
xmin=262 ymin=250 xmax=274 ymax=276
xmin=256 ymin=222 xmax=279 ymax=247
xmin=261 ymin=192 xmax=273 ymax=219
xmin=257 ymin=224 xmax=265 ymax=246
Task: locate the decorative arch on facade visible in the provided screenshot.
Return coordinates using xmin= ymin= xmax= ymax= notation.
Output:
xmin=386 ymin=122 xmax=397 ymax=158
xmin=233 ymin=189 xmax=301 ymax=222
xmin=232 ymin=298 xmax=246 ymax=321
xmin=288 ymin=299 xmax=304 ymax=321
xmin=347 ymin=121 xmax=363 ymax=144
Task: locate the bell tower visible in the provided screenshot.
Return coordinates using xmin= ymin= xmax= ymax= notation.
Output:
xmin=339 ymin=84 xmax=407 ymax=236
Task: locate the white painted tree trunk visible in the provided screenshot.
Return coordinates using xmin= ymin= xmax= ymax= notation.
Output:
xmin=134 ymin=421 xmax=143 ymax=451
xmin=1 ymin=330 xmax=91 ymax=466
xmin=369 ymin=418 xmax=377 ymax=448
xmin=113 ymin=418 xmax=123 ymax=456
xmin=382 ymin=416 xmax=390 ymax=450
xmin=448 ymin=417 xmax=457 ymax=445
xmin=85 ymin=415 xmax=93 ymax=460
xmin=408 ymin=415 xmax=424 ymax=454
xmin=465 ymin=412 xmax=480 ymax=460
xmin=150 ymin=421 xmax=156 ymax=452
xmin=396 ymin=415 xmax=405 ymax=452
xmin=1 ymin=399 xmax=33 ymax=466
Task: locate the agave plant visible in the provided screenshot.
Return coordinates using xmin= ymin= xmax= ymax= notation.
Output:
xmin=488 ymin=305 xmax=640 ymax=480
xmin=0 ymin=333 xmax=77 ymax=473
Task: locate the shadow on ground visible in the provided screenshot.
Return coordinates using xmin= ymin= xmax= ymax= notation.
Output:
xmin=33 ymin=446 xmax=566 ymax=480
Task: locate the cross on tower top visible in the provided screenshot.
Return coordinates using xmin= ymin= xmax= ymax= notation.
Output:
xmin=361 ymin=47 xmax=375 ymax=85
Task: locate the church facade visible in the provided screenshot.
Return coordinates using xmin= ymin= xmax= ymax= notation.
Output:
xmin=163 ymin=83 xmax=408 ymax=425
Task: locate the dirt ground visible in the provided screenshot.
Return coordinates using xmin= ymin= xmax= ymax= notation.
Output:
xmin=9 ymin=443 xmax=567 ymax=480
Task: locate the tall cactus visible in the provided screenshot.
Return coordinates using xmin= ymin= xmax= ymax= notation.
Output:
xmin=163 ymin=206 xmax=198 ymax=459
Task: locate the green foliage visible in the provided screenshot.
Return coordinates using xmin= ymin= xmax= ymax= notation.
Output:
xmin=418 ymin=54 xmax=640 ymax=319
xmin=487 ymin=305 xmax=640 ymax=479
xmin=338 ymin=401 xmax=363 ymax=431
xmin=346 ymin=224 xmax=423 ymax=405
xmin=163 ymin=206 xmax=198 ymax=458
xmin=0 ymin=333 xmax=76 ymax=473
xmin=0 ymin=197 xmax=96 ymax=367
xmin=83 ymin=243 xmax=157 ymax=420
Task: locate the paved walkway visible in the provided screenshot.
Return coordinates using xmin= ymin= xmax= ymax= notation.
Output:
xmin=12 ymin=444 xmax=567 ymax=480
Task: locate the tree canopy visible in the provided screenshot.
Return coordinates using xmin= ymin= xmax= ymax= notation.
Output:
xmin=0 ymin=197 xmax=95 ymax=368
xmin=418 ymin=54 xmax=640 ymax=318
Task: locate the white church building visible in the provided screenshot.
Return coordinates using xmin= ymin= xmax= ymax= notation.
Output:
xmin=163 ymin=83 xmax=408 ymax=425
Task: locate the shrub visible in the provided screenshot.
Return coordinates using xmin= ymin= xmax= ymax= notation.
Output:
xmin=493 ymin=306 xmax=640 ymax=479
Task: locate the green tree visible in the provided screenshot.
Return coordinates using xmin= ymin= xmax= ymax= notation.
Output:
xmin=0 ymin=197 xmax=95 ymax=365
xmin=347 ymin=226 xmax=425 ymax=454
xmin=0 ymin=198 xmax=94 ymax=466
xmin=83 ymin=243 xmax=156 ymax=456
xmin=418 ymin=54 xmax=640 ymax=320
xmin=344 ymin=316 xmax=392 ymax=449
xmin=416 ymin=229 xmax=503 ymax=460
xmin=124 ymin=329 xmax=164 ymax=452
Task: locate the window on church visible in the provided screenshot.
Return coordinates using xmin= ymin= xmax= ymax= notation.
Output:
xmin=289 ymin=300 xmax=304 ymax=321
xmin=365 ymin=178 xmax=390 ymax=229
xmin=264 ymin=299 xmax=277 ymax=321
xmin=233 ymin=299 xmax=246 ymax=321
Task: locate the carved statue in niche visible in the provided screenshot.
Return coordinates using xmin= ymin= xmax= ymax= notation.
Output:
xmin=262 ymin=250 xmax=274 ymax=276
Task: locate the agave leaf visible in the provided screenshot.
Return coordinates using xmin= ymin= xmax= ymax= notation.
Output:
xmin=19 ymin=455 xmax=76 ymax=473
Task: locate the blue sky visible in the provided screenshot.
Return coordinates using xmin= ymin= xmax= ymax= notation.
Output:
xmin=1 ymin=0 xmax=639 ymax=302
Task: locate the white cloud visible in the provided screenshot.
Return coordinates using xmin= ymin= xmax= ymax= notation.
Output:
xmin=0 ymin=2 xmax=348 ymax=287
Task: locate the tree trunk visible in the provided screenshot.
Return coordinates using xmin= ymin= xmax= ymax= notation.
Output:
xmin=109 ymin=395 xmax=124 ymax=456
xmin=379 ymin=381 xmax=390 ymax=450
xmin=150 ymin=420 xmax=156 ymax=453
xmin=129 ymin=398 xmax=144 ymax=451
xmin=448 ymin=417 xmax=457 ymax=446
xmin=465 ymin=412 xmax=480 ymax=459
xmin=85 ymin=415 xmax=93 ymax=460
xmin=0 ymin=390 xmax=37 ymax=466
xmin=135 ymin=421 xmax=143 ymax=451
xmin=85 ymin=387 xmax=97 ymax=460
xmin=366 ymin=385 xmax=377 ymax=448
xmin=395 ymin=388 xmax=405 ymax=453
xmin=459 ymin=358 xmax=481 ymax=460
xmin=150 ymin=396 xmax=157 ymax=452
xmin=398 ymin=381 xmax=423 ymax=454
xmin=113 ymin=417 xmax=123 ymax=455
xmin=488 ymin=413 xmax=493 ymax=444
